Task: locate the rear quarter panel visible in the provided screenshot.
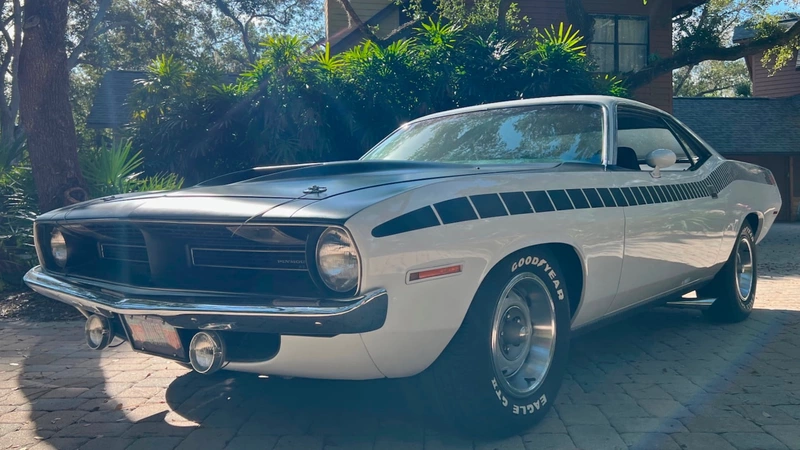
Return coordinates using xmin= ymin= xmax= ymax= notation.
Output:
xmin=717 ymin=160 xmax=782 ymax=248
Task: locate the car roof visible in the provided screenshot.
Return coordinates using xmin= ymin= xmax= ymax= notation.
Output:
xmin=407 ymin=95 xmax=666 ymax=125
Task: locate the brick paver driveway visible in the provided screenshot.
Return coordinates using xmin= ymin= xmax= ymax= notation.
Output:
xmin=2 ymin=224 xmax=800 ymax=450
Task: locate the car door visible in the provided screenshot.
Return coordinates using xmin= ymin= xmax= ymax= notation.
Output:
xmin=606 ymin=106 xmax=725 ymax=313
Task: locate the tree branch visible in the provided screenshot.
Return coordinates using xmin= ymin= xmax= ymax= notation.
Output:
xmin=383 ymin=19 xmax=420 ymax=42
xmin=67 ymin=0 xmax=112 ymax=70
xmin=8 ymin=0 xmax=21 ymax=139
xmin=215 ymin=0 xmax=255 ymax=63
xmin=497 ymin=0 xmax=512 ymax=29
xmin=335 ymin=0 xmax=380 ymax=43
xmin=627 ymin=20 xmax=800 ymax=90
xmin=693 ymin=84 xmax=737 ymax=96
xmin=0 ymin=25 xmax=13 ymax=77
xmin=673 ymin=64 xmax=695 ymax=95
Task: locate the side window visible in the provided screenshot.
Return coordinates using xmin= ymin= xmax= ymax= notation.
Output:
xmin=664 ymin=118 xmax=712 ymax=169
xmin=616 ymin=109 xmax=693 ymax=172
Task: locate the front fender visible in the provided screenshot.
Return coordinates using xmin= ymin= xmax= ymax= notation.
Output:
xmin=344 ymin=183 xmax=625 ymax=377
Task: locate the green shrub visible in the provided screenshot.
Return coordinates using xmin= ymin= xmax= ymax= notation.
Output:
xmin=0 ymin=165 xmax=37 ymax=291
xmin=128 ymin=21 xmax=627 ymax=184
xmin=80 ymin=139 xmax=184 ymax=197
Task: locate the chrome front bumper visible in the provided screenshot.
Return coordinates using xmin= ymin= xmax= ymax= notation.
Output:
xmin=23 ymin=266 xmax=388 ymax=335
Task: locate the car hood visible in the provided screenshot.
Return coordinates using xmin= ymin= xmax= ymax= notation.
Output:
xmin=41 ymin=160 xmax=564 ymax=223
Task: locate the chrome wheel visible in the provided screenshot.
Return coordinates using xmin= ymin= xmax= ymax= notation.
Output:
xmin=491 ymin=273 xmax=556 ymax=397
xmin=735 ymin=237 xmax=754 ymax=301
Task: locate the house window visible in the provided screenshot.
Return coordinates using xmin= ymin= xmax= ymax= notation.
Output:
xmin=589 ymin=15 xmax=649 ymax=73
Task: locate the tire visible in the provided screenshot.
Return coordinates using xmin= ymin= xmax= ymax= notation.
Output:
xmin=413 ymin=247 xmax=571 ymax=437
xmin=699 ymin=223 xmax=757 ymax=323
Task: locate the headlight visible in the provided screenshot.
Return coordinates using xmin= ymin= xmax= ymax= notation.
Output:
xmin=50 ymin=229 xmax=68 ymax=267
xmin=315 ymin=227 xmax=359 ymax=293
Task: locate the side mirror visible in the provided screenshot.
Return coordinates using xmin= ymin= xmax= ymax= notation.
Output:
xmin=645 ymin=149 xmax=677 ymax=178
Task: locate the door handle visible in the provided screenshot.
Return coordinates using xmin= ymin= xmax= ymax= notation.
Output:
xmin=706 ymin=184 xmax=718 ymax=199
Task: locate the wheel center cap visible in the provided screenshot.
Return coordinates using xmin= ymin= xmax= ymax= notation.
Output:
xmin=503 ymin=320 xmax=530 ymax=346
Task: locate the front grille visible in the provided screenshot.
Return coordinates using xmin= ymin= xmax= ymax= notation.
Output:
xmin=100 ymin=244 xmax=149 ymax=263
xmin=45 ymin=221 xmax=327 ymax=297
xmin=190 ymin=248 xmax=308 ymax=270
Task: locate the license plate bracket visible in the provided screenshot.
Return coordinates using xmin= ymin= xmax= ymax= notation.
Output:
xmin=123 ymin=315 xmax=187 ymax=361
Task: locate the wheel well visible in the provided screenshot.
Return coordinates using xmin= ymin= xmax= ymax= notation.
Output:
xmin=540 ymin=243 xmax=584 ymax=319
xmin=745 ymin=213 xmax=760 ymax=237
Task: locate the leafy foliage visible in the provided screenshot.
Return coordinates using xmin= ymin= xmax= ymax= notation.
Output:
xmin=128 ymin=21 xmax=627 ymax=185
xmin=80 ymin=139 xmax=184 ymax=197
xmin=674 ymin=59 xmax=751 ymax=97
xmin=0 ymin=165 xmax=37 ymax=291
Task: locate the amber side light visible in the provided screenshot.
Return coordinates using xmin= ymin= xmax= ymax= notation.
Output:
xmin=409 ymin=264 xmax=462 ymax=281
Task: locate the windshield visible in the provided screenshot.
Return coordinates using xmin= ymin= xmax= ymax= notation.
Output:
xmin=361 ymin=104 xmax=605 ymax=165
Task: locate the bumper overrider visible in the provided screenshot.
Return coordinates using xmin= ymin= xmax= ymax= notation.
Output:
xmin=23 ymin=265 xmax=387 ymax=338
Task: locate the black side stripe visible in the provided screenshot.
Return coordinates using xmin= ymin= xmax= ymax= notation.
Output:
xmin=372 ymin=161 xmax=772 ymax=237
xmin=500 ymin=192 xmax=533 ymax=215
xmin=583 ymin=189 xmax=604 ymax=208
xmin=621 ymin=187 xmax=637 ymax=206
xmin=371 ymin=206 xmax=440 ymax=238
xmin=470 ymin=193 xmax=508 ymax=219
xmin=645 ymin=186 xmax=658 ymax=202
xmin=434 ymin=197 xmax=477 ymax=224
xmin=567 ymin=189 xmax=591 ymax=209
xmin=637 ymin=187 xmax=648 ymax=203
xmin=548 ymin=190 xmax=574 ymax=211
xmin=527 ymin=191 xmax=555 ymax=212
xmin=596 ymin=188 xmax=616 ymax=207
xmin=610 ymin=188 xmax=628 ymax=207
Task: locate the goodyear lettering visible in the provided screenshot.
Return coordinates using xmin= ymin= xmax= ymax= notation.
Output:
xmin=510 ymin=256 xmax=565 ymax=301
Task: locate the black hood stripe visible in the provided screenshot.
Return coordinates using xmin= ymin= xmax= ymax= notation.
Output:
xmin=371 ymin=206 xmax=440 ymax=238
xmin=370 ymin=161 xmax=773 ymax=238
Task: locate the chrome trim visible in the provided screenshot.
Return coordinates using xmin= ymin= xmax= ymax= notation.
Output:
xmin=23 ymin=266 xmax=385 ymax=318
xmin=35 ymin=218 xmax=341 ymax=227
xmin=664 ymin=298 xmax=716 ymax=309
xmin=189 ymin=247 xmax=308 ymax=271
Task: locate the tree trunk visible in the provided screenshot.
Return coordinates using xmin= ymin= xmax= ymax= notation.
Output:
xmin=19 ymin=0 xmax=89 ymax=212
xmin=564 ymin=0 xmax=593 ymax=41
xmin=497 ymin=0 xmax=513 ymax=29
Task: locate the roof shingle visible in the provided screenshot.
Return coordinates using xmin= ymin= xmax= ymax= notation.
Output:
xmin=673 ymin=96 xmax=800 ymax=154
xmin=85 ymin=70 xmax=148 ymax=129
xmin=86 ymin=70 xmax=240 ymax=130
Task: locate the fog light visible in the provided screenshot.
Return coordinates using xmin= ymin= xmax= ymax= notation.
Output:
xmin=85 ymin=315 xmax=113 ymax=350
xmin=189 ymin=331 xmax=226 ymax=375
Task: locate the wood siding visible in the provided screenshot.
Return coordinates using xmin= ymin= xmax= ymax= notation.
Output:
xmin=518 ymin=0 xmax=674 ymax=112
xmin=748 ymin=51 xmax=800 ymax=99
xmin=325 ymin=0 xmax=397 ymax=41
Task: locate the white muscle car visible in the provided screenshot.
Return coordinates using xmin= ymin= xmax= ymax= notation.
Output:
xmin=24 ymin=96 xmax=782 ymax=436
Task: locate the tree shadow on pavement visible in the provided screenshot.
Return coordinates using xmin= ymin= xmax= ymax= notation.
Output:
xmin=9 ymin=303 xmax=800 ymax=449
xmin=11 ymin=223 xmax=800 ymax=448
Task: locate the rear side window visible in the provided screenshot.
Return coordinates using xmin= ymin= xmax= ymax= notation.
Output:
xmin=664 ymin=118 xmax=712 ymax=168
xmin=617 ymin=108 xmax=693 ymax=171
